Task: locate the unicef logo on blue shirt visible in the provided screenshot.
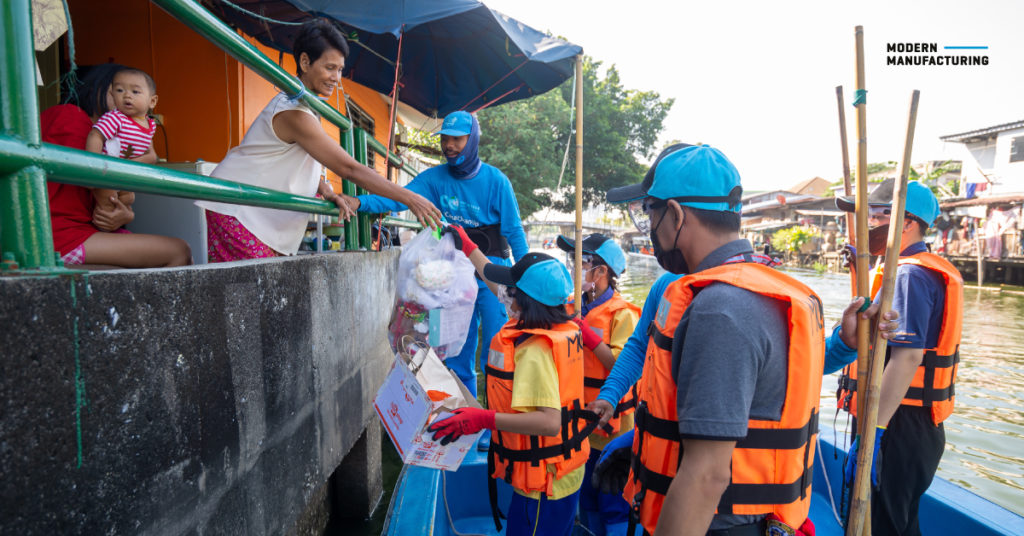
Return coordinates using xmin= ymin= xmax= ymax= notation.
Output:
xmin=441 ymin=195 xmax=460 ymax=211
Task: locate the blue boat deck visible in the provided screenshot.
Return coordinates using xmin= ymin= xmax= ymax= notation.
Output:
xmin=383 ymin=426 xmax=1024 ymax=536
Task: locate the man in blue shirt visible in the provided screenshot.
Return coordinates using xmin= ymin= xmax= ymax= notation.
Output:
xmin=836 ymin=180 xmax=963 ymax=536
xmin=350 ymin=111 xmax=528 ymax=397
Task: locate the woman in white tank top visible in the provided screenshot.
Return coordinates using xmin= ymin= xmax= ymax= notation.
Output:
xmin=198 ymin=20 xmax=441 ymax=260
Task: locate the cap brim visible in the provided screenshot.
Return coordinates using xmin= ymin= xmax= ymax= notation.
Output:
xmin=482 ymin=263 xmax=516 ymax=286
xmin=555 ymin=235 xmax=575 ymax=253
xmin=437 ymin=128 xmax=470 ymax=136
xmin=835 ymin=196 xmax=855 ymax=212
xmin=606 ymin=182 xmax=648 ymax=204
xmin=835 ymin=195 xmax=892 ymax=213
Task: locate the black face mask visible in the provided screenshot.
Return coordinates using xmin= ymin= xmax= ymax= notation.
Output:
xmin=650 ymin=208 xmax=690 ymax=274
xmin=868 ymin=224 xmax=890 ymax=256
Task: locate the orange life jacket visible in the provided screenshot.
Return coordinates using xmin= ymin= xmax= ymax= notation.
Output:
xmin=582 ymin=292 xmax=642 ymax=437
xmin=485 ymin=322 xmax=597 ymax=498
xmin=837 ymin=251 xmax=964 ymax=425
xmin=623 ymin=263 xmax=825 ymax=533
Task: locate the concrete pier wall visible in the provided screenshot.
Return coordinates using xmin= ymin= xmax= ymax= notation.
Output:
xmin=0 ymin=251 xmax=400 ymax=534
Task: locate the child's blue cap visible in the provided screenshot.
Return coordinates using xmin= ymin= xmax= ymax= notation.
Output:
xmin=483 ymin=252 xmax=572 ymax=307
xmin=555 ymin=233 xmax=627 ymax=277
xmin=437 ymin=111 xmax=474 ymax=136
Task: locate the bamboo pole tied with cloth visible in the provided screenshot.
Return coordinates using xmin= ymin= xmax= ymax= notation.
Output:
xmin=845 ymin=89 xmax=921 ymax=536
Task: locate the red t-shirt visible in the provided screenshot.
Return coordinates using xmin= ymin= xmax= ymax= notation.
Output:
xmin=41 ymin=104 xmax=99 ymax=254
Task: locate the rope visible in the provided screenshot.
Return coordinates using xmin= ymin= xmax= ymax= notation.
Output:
xmin=470 ymin=83 xmax=525 ymax=114
xmin=224 ymin=52 xmax=233 ymax=150
xmin=574 ymin=521 xmax=599 ymax=536
xmin=541 ymin=72 xmax=577 ymax=223
xmin=852 ymin=89 xmax=867 ymax=106
xmin=441 ymin=471 xmax=489 ymax=536
xmin=378 ymin=27 xmax=405 ymax=251
xmin=817 ymin=434 xmax=846 ymax=528
xmin=347 ymin=34 xmax=397 ymax=67
xmin=220 ymin=0 xmax=396 ymax=70
xmin=458 ymin=59 xmax=530 ymax=112
xmin=219 ymin=0 xmax=303 ymax=26
xmin=385 ymin=28 xmax=405 ymax=157
xmin=287 ymin=80 xmax=308 ymax=103
xmin=58 ymin=0 xmax=80 ymax=103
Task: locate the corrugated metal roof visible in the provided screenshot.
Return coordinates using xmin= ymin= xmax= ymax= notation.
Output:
xmin=939 ymin=120 xmax=1024 ymax=143
xmin=940 ymin=194 xmax=1024 ymax=208
xmin=741 ymin=194 xmax=818 ymax=213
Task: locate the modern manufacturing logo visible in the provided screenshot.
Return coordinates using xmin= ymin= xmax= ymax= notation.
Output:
xmin=886 ymin=43 xmax=989 ymax=66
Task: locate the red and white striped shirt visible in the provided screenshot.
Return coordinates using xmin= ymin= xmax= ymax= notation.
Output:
xmin=93 ymin=109 xmax=156 ymax=159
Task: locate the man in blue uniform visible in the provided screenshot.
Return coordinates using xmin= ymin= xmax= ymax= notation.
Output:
xmin=351 ymin=111 xmax=528 ymax=397
xmin=836 ymin=180 xmax=964 ymax=536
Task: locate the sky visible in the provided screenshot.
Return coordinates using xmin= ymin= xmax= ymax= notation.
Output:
xmin=485 ymin=0 xmax=1024 ymax=192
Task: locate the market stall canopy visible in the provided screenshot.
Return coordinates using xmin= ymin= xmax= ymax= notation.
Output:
xmin=206 ymin=0 xmax=582 ymax=118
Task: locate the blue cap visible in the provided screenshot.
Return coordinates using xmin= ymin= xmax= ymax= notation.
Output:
xmin=555 ymin=234 xmax=627 ymax=276
xmin=646 ymin=145 xmax=743 ymax=213
xmin=836 ymin=179 xmax=940 ymax=227
xmin=437 ymin=111 xmax=474 ymax=136
xmin=483 ymin=253 xmax=572 ymax=307
xmin=903 ymin=181 xmax=941 ymax=226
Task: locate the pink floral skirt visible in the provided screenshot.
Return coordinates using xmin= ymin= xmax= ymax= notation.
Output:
xmin=205 ymin=210 xmax=279 ymax=262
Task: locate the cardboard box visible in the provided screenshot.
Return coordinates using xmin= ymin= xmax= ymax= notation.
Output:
xmin=373 ymin=352 xmax=483 ymax=471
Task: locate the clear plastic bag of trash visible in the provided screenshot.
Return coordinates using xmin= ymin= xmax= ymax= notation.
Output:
xmin=388 ymin=229 xmax=477 ymax=358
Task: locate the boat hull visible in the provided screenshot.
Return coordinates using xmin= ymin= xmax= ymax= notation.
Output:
xmin=384 ymin=426 xmax=1024 ymax=535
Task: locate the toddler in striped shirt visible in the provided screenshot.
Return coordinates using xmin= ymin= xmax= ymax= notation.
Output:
xmin=85 ymin=67 xmax=159 ymax=222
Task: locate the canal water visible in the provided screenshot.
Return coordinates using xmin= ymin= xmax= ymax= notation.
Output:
xmin=618 ymin=256 xmax=1024 ymax=516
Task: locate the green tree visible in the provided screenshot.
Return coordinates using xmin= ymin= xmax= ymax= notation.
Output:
xmin=909 ymin=160 xmax=962 ymax=197
xmin=771 ymin=226 xmax=820 ymax=253
xmin=474 ymin=56 xmax=674 ymax=217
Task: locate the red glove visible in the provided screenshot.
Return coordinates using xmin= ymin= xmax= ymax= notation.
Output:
xmin=442 ymin=224 xmax=479 ymax=257
xmin=427 ymin=407 xmax=496 ymax=445
xmin=572 ymin=317 xmax=603 ymax=350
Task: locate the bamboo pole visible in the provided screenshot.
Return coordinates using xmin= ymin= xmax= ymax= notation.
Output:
xmin=852 ymin=25 xmax=872 ymax=437
xmin=835 ymin=86 xmax=857 ymax=281
xmin=573 ymin=55 xmax=584 ymax=310
xmin=846 ymin=90 xmax=921 ymax=536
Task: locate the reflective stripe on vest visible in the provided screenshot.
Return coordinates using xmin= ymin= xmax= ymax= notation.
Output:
xmin=581 ymin=292 xmax=641 ymax=436
xmin=623 ymin=263 xmax=825 ymax=533
xmin=837 ymin=252 xmax=963 ymax=424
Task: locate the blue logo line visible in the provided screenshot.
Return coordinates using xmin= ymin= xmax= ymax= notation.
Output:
xmin=944 ymin=46 xmax=988 ymax=50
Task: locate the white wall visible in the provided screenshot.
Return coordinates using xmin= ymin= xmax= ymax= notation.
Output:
xmin=993 ymin=127 xmax=1024 ymax=194
xmin=955 ymin=126 xmax=1024 ymax=196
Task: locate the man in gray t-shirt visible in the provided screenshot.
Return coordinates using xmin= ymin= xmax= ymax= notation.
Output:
xmin=670 ymin=239 xmax=790 ymax=530
xmin=605 ymin=143 xmax=823 ymax=535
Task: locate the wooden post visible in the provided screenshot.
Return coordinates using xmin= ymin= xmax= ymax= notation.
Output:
xmin=574 ymin=55 xmax=584 ymax=309
xmin=846 ymin=89 xmax=921 ymax=536
xmin=977 ymin=236 xmax=985 ymax=286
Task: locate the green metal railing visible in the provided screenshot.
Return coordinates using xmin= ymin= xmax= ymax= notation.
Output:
xmin=0 ymin=0 xmax=420 ymax=272
xmin=0 ymin=0 xmax=54 ymax=270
